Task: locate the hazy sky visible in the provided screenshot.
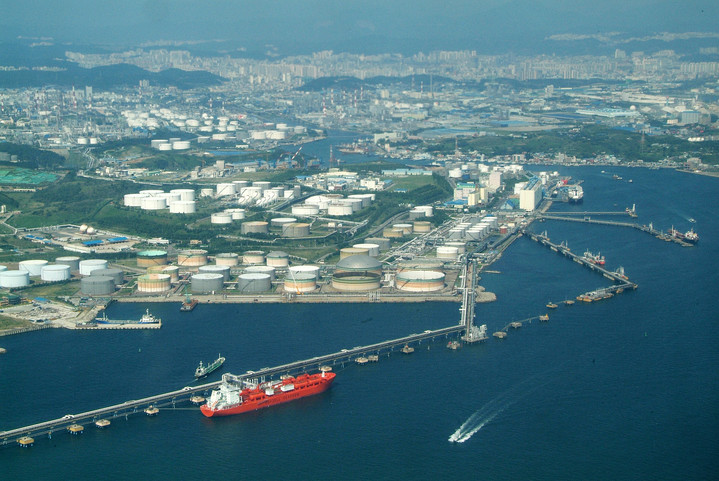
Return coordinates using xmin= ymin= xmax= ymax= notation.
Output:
xmin=2 ymin=0 xmax=718 ymax=54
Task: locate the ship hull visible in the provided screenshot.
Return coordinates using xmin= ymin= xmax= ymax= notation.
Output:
xmin=201 ymin=373 xmax=335 ymax=417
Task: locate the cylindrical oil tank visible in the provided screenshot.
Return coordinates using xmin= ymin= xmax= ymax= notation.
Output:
xmin=340 ymin=198 xmax=363 ymax=212
xmin=170 ymin=189 xmax=195 ymax=201
xmin=80 ymin=276 xmax=115 ymax=295
xmin=340 ymin=247 xmax=369 ymax=259
xmin=140 ymin=196 xmax=167 ymax=210
xmin=199 ymin=265 xmax=231 ymax=282
xmin=284 ymin=272 xmax=317 ymax=293
xmin=331 ymin=272 xmax=381 ymax=292
xmin=0 ymin=265 xmax=7 ymax=273
xmin=237 ymin=273 xmax=272 ymax=294
xmin=40 ymin=264 xmax=71 ymax=282
xmin=253 ymin=181 xmax=271 ymax=191
xmin=335 ymin=255 xmax=382 ymax=275
xmin=327 ymin=204 xmax=353 ymax=216
xmin=55 ymin=256 xmax=81 ymax=272
xmin=436 ymin=246 xmax=459 ymax=260
xmin=282 ymin=222 xmax=310 ymax=238
xmin=216 ymin=183 xmax=237 ymax=197
xmin=353 ymin=243 xmax=380 ymax=257
xmin=288 ymin=265 xmax=320 ymax=280
xmin=161 ymin=265 xmax=179 ymax=283
xmin=79 ymin=259 xmax=108 ymax=276
xmin=137 ymin=273 xmax=171 ymax=293
xmin=244 ymin=265 xmax=276 ymax=280
xmin=398 ymin=258 xmax=445 ymax=272
xmin=177 ymin=249 xmax=208 ymax=267
xmin=0 ymin=270 xmax=30 ymax=288
xmin=266 ymin=251 xmax=289 ymax=268
xmin=224 ymin=208 xmax=245 ymax=220
xmin=169 ymin=200 xmax=196 ymax=214
xmin=158 ymin=192 xmax=181 ymax=204
xmin=243 ymin=251 xmax=265 ymax=265
xmin=91 ymin=268 xmax=124 ymax=285
xmin=445 ymin=242 xmax=466 ymax=254
xmin=200 ymin=188 xmax=214 ymax=198
xmin=172 ymin=140 xmax=191 ymax=150
xmin=139 ymin=189 xmax=164 ymax=196
xmin=383 ymin=227 xmax=404 ymax=238
xmin=365 ymin=237 xmax=391 ymax=251
xmin=413 ymin=221 xmax=432 ymax=233
xmin=211 ymin=213 xmax=233 ymax=225
xmin=123 ymin=193 xmax=148 ymax=207
xmin=137 ymin=250 xmax=168 ymax=267
xmin=270 ymin=217 xmax=297 ymax=230
xmin=347 ymin=194 xmax=372 ymax=208
xmin=241 ymin=221 xmax=269 ymax=235
xmin=396 ymin=270 xmax=446 ymax=292
xmin=416 ymin=205 xmax=434 ymax=217
xmin=393 ymin=223 xmax=413 ymax=235
xmin=215 ymin=253 xmax=239 ymax=267
xmin=19 ymin=260 xmax=48 ymax=277
xmin=291 ymin=204 xmax=320 ymax=216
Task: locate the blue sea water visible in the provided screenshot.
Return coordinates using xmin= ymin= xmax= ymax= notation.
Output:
xmin=1 ymin=166 xmax=718 ymax=480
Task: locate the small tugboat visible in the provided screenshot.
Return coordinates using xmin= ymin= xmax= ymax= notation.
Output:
xmin=546 ymin=301 xmax=558 ymax=309
xmin=144 ymin=406 xmax=159 ymax=416
xmin=401 ymin=344 xmax=415 ymax=354
xmin=195 ymin=354 xmax=226 ymax=379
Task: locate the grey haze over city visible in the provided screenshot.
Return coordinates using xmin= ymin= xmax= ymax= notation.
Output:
xmin=2 ymin=0 xmax=718 ymax=55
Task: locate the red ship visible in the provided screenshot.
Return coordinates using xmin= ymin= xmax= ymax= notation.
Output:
xmin=200 ymin=368 xmax=335 ymax=417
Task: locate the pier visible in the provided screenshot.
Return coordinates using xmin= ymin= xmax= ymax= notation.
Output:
xmin=1 ymin=261 xmax=486 ymax=448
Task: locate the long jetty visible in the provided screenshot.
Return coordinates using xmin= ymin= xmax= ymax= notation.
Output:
xmin=1 ymin=262 xmax=483 ymax=448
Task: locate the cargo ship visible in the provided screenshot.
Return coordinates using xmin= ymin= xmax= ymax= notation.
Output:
xmin=668 ymin=227 xmax=699 ymax=244
xmin=583 ymin=250 xmax=606 ymax=266
xmin=195 ymin=354 xmax=225 ymax=379
xmin=567 ymin=185 xmax=584 ymax=203
xmin=93 ymin=309 xmax=161 ymax=327
xmin=200 ymin=368 xmax=335 ymax=417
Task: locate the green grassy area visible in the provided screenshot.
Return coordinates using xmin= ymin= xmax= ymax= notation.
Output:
xmin=14 ymin=281 xmax=81 ymax=300
xmin=0 ymin=315 xmax=31 ymax=331
xmin=387 ymin=175 xmax=435 ymax=191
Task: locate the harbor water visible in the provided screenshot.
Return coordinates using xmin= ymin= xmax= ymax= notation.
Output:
xmin=1 ymin=166 xmax=718 ymax=480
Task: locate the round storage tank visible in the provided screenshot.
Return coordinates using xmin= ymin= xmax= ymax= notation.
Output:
xmin=79 ymin=259 xmax=109 ymax=276
xmin=244 ymin=265 xmax=276 ymax=280
xmin=172 ymin=140 xmax=191 ymax=150
xmin=241 ymin=221 xmax=269 ymax=235
xmin=177 ymin=250 xmax=208 ymax=267
xmin=158 ymin=192 xmax=181 ymax=204
xmin=436 ymin=246 xmax=459 ymax=260
xmin=211 ymin=213 xmax=233 ymax=225
xmin=137 ymin=274 xmax=171 ymax=293
xmin=383 ymin=227 xmax=404 ymax=238
xmin=393 ymin=223 xmax=413 ymax=235
xmin=266 ymin=251 xmax=289 ymax=268
xmin=137 ymin=250 xmax=168 ymax=268
xmin=288 ymin=265 xmax=320 ymax=280
xmin=216 ymin=183 xmax=236 ymax=197
xmin=365 ymin=238 xmax=391 ymax=251
xmin=55 ymin=256 xmax=81 ymax=272
xmin=270 ymin=217 xmax=297 ymax=230
xmin=398 ymin=259 xmax=445 ymax=272
xmin=19 ymin=260 xmax=48 ymax=277
xmin=215 ymin=253 xmax=239 ymax=267
xmin=352 ymin=243 xmax=380 ymax=257
xmin=40 ymin=264 xmax=72 ymax=282
xmin=416 ymin=205 xmax=434 ymax=217
xmin=81 ymin=276 xmax=115 ymax=295
xmin=347 ymin=194 xmax=372 ymax=208
xmin=90 ymin=268 xmax=124 ymax=285
xmin=396 ymin=270 xmax=446 ymax=292
xmin=413 ymin=221 xmax=432 ymax=233
xmin=335 ymin=255 xmax=382 ymax=275
xmin=139 ymin=189 xmax=164 ymax=196
xmin=340 ymin=247 xmax=369 ymax=259
xmin=224 ymin=209 xmax=245 ymax=220
xmin=291 ymin=205 xmax=320 ymax=216
xmin=237 ymin=273 xmax=272 ymax=294
xmin=124 ymin=193 xmax=148 ymax=207
xmin=199 ymin=265 xmax=231 ymax=282
xmin=161 ymin=265 xmax=180 ymax=283
xmin=169 ymin=201 xmax=196 ymax=214
xmin=140 ymin=197 xmax=167 ymax=210
xmin=445 ymin=242 xmax=466 ymax=254
xmin=282 ymin=222 xmax=310 ymax=238
xmin=200 ymin=188 xmax=214 ymax=198
xmin=284 ymin=272 xmax=317 ymax=293
xmin=0 ymin=270 xmax=30 ymax=288
xmin=331 ymin=272 xmax=381 ymax=292
xmin=170 ymin=189 xmax=195 ymax=201
xmin=327 ymin=204 xmax=353 ymax=216
xmin=243 ymin=251 xmax=266 ymax=265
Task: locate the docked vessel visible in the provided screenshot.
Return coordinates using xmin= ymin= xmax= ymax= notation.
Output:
xmin=93 ymin=309 xmax=161 ymax=327
xmin=583 ymin=250 xmax=606 ymax=266
xmin=200 ymin=368 xmax=335 ymax=417
xmin=180 ymin=299 xmax=198 ymax=312
xmin=195 ymin=355 xmax=226 ymax=379
xmin=668 ymin=227 xmax=699 ymax=244
xmin=567 ymin=185 xmax=584 ymax=203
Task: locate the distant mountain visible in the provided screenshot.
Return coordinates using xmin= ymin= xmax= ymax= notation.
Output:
xmin=0 ymin=62 xmax=224 ymax=89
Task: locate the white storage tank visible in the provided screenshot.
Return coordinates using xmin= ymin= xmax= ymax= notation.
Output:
xmin=244 ymin=265 xmax=276 ymax=280
xmin=200 ymin=188 xmax=214 ymax=198
xmin=158 ymin=192 xmax=181 ymax=204
xmin=445 ymin=242 xmax=466 ymax=254
xmin=396 ymin=270 xmax=446 ymax=292
xmin=211 ymin=213 xmax=233 ymax=225
xmin=353 ymin=243 xmax=380 ymax=257
xmin=169 ymin=200 xmax=196 ymax=214
xmin=161 ymin=265 xmax=180 ymax=283
xmin=140 ymin=196 xmax=167 ymax=210
xmin=170 ymin=189 xmax=195 ymax=201
xmin=123 ymin=193 xmax=149 ymax=207
xmin=79 ymin=259 xmax=109 ymax=276
xmin=327 ymin=204 xmax=353 ymax=216
xmin=216 ymin=183 xmax=237 ymax=197
xmin=90 ymin=268 xmax=124 ymax=285
xmin=172 ymin=140 xmax=191 ymax=150
xmin=215 ymin=253 xmax=239 ymax=267
xmin=199 ymin=265 xmax=231 ymax=282
xmin=340 ymin=247 xmax=369 ymax=259
xmin=237 ymin=273 xmax=272 ymax=293
xmin=0 ymin=270 xmax=30 ymax=288
xmin=292 ymin=204 xmax=320 ymax=216
xmin=19 ymin=260 xmax=49 ymax=277
xmin=55 ymin=256 xmax=81 ymax=271
xmin=436 ymin=246 xmax=459 ymax=260
xmin=224 ymin=208 xmax=246 ymax=220
xmin=270 ymin=217 xmax=297 ymax=230
xmin=393 ymin=223 xmax=413 ymax=235
xmin=40 ymin=264 xmax=72 ymax=282
xmin=413 ymin=221 xmax=432 ymax=233
xmin=139 ymin=189 xmax=164 ymax=196
xmin=288 ymin=265 xmax=320 ymax=280
xmin=243 ymin=251 xmax=266 ymax=265
xmin=266 ymin=251 xmax=289 ymax=268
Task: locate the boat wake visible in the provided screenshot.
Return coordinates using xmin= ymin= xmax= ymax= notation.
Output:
xmin=448 ymin=404 xmax=508 ymax=443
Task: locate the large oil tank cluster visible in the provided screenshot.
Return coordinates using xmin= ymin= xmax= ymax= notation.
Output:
xmin=446 ymin=216 xmax=498 ymax=242
xmin=230 ymin=182 xmax=297 ymax=209
xmin=293 ymin=193 xmax=374 ymax=218
xmin=123 ymin=189 xmax=196 ymax=214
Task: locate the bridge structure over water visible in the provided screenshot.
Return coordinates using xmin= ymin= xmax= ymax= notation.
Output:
xmin=1 ymin=261 xmax=485 ymax=448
